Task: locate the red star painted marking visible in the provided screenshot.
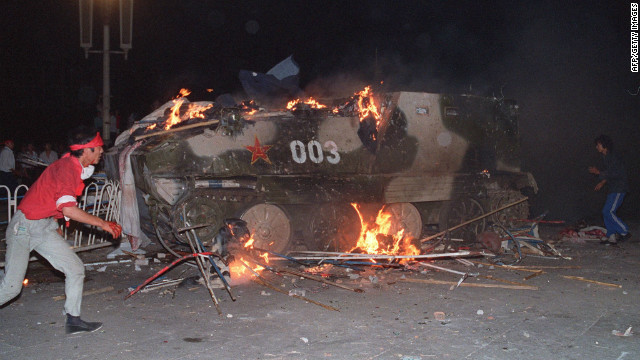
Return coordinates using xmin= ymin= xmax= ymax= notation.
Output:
xmin=245 ymin=135 xmax=272 ymax=165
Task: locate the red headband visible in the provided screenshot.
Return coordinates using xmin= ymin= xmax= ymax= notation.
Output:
xmin=69 ymin=132 xmax=104 ymax=151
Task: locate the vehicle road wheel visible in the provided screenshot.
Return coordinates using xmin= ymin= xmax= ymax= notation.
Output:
xmin=308 ymin=204 xmax=361 ymax=251
xmin=490 ymin=191 xmax=529 ymax=228
xmin=240 ymin=204 xmax=292 ymax=253
xmin=439 ymin=197 xmax=486 ymax=242
xmin=383 ymin=202 xmax=423 ymax=239
xmin=171 ymin=191 xmax=226 ymax=246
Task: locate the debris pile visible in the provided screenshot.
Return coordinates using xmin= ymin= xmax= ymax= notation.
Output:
xmin=121 ymin=212 xmax=588 ymax=314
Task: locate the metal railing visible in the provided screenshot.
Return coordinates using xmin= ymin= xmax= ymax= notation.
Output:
xmin=0 ymin=184 xmax=29 ymax=225
xmin=0 ymin=179 xmax=121 ymax=249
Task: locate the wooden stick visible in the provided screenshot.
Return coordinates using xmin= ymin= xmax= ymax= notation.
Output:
xmin=420 ymin=197 xmax=529 ymax=243
xmin=286 ymin=268 xmax=363 ymax=293
xmin=121 ymin=249 xmax=145 ymax=260
xmin=273 ymin=266 xmax=364 ymax=293
xmin=523 ymin=270 xmax=545 ymax=281
xmin=401 ymin=278 xmax=538 ymax=290
xmin=74 ymin=242 xmax=116 ymax=253
xmin=508 ymin=265 xmax=580 ymax=269
xmin=418 ymin=262 xmax=477 ymax=277
xmin=53 ymin=286 xmax=114 ymax=301
xmin=561 ymin=275 xmax=622 ymax=288
xmin=469 ymin=260 xmax=542 ymax=273
xmin=290 ymin=251 xmax=479 ymax=261
xmin=479 ymin=275 xmax=531 ymax=287
xmin=134 ymin=119 xmax=220 ymax=141
xmin=239 ymin=252 xmax=364 ymax=293
xmin=238 ymin=260 xmax=339 ymax=311
xmin=517 ymin=239 xmax=545 ymax=255
xmin=252 ymin=278 xmax=339 ymax=312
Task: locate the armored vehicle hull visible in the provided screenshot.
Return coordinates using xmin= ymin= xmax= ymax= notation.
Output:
xmin=105 ymin=91 xmax=537 ymax=253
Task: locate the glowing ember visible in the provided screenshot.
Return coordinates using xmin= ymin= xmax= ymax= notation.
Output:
xmin=349 ymin=203 xmax=420 ymax=259
xmin=241 ymin=100 xmax=259 ymax=115
xmin=23 ymin=279 xmax=29 ymax=286
xmin=286 ymin=97 xmax=327 ymax=110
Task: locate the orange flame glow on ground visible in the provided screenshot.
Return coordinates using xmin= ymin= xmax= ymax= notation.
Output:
xmin=229 ymin=257 xmax=265 ymax=279
xmin=229 ymin=235 xmax=270 ymax=279
xmin=349 ymin=203 xmax=421 ymax=259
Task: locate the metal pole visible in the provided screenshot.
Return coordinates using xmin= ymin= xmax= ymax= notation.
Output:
xmin=102 ymin=24 xmax=110 ymax=142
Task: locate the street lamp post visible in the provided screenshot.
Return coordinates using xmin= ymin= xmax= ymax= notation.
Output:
xmin=79 ymin=0 xmax=133 ymax=144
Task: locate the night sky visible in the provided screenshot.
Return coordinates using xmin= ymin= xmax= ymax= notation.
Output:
xmin=1 ymin=1 xmax=639 ymax=222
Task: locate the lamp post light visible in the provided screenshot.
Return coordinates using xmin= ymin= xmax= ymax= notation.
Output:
xmin=79 ymin=0 xmax=133 ymax=143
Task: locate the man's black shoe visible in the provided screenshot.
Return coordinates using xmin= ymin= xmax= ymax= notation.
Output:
xmin=65 ymin=315 xmax=103 ymax=335
xmin=618 ymin=232 xmax=632 ymax=242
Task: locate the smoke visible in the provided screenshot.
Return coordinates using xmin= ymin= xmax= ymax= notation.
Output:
xmin=300 ymin=1 xmax=640 ymax=223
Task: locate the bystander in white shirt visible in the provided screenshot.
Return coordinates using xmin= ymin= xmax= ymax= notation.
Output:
xmin=39 ymin=149 xmax=58 ymax=165
xmin=0 ymin=145 xmax=15 ymax=172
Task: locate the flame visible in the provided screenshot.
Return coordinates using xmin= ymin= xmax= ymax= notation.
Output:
xmin=144 ymin=88 xmax=213 ymax=131
xmin=229 ymin=258 xmax=245 ymax=276
xmin=164 ymin=98 xmax=185 ymax=130
xmin=176 ymin=88 xmax=191 ymax=98
xmin=241 ymin=100 xmax=259 ymax=115
xmin=244 ymin=237 xmax=255 ymax=248
xmin=229 ymin=257 xmax=265 ymax=278
xmin=286 ymin=97 xmax=327 ymax=110
xmin=355 ymin=86 xmax=382 ymax=126
xmin=23 ymin=279 xmax=29 ymax=286
xmin=227 ymin=234 xmax=272 ymax=280
xmin=163 ymin=100 xmax=214 ymax=130
xmin=348 ymin=203 xmax=420 ymax=259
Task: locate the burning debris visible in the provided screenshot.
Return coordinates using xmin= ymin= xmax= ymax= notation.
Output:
xmin=125 ymin=196 xmax=565 ymax=314
xmin=130 ymin=84 xmax=384 ymax=143
xmin=105 ymin=57 xmax=538 ymax=305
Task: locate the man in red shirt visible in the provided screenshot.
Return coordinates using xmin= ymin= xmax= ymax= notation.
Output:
xmin=0 ymin=127 xmax=122 ymax=335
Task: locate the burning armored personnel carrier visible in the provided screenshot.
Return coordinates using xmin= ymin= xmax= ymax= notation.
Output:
xmin=105 ymin=88 xmax=537 ymax=254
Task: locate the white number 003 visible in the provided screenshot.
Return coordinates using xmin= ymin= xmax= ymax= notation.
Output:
xmin=290 ymin=140 xmax=340 ymax=164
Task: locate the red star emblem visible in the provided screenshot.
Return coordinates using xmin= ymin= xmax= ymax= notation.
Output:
xmin=245 ymin=135 xmax=272 ymax=165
